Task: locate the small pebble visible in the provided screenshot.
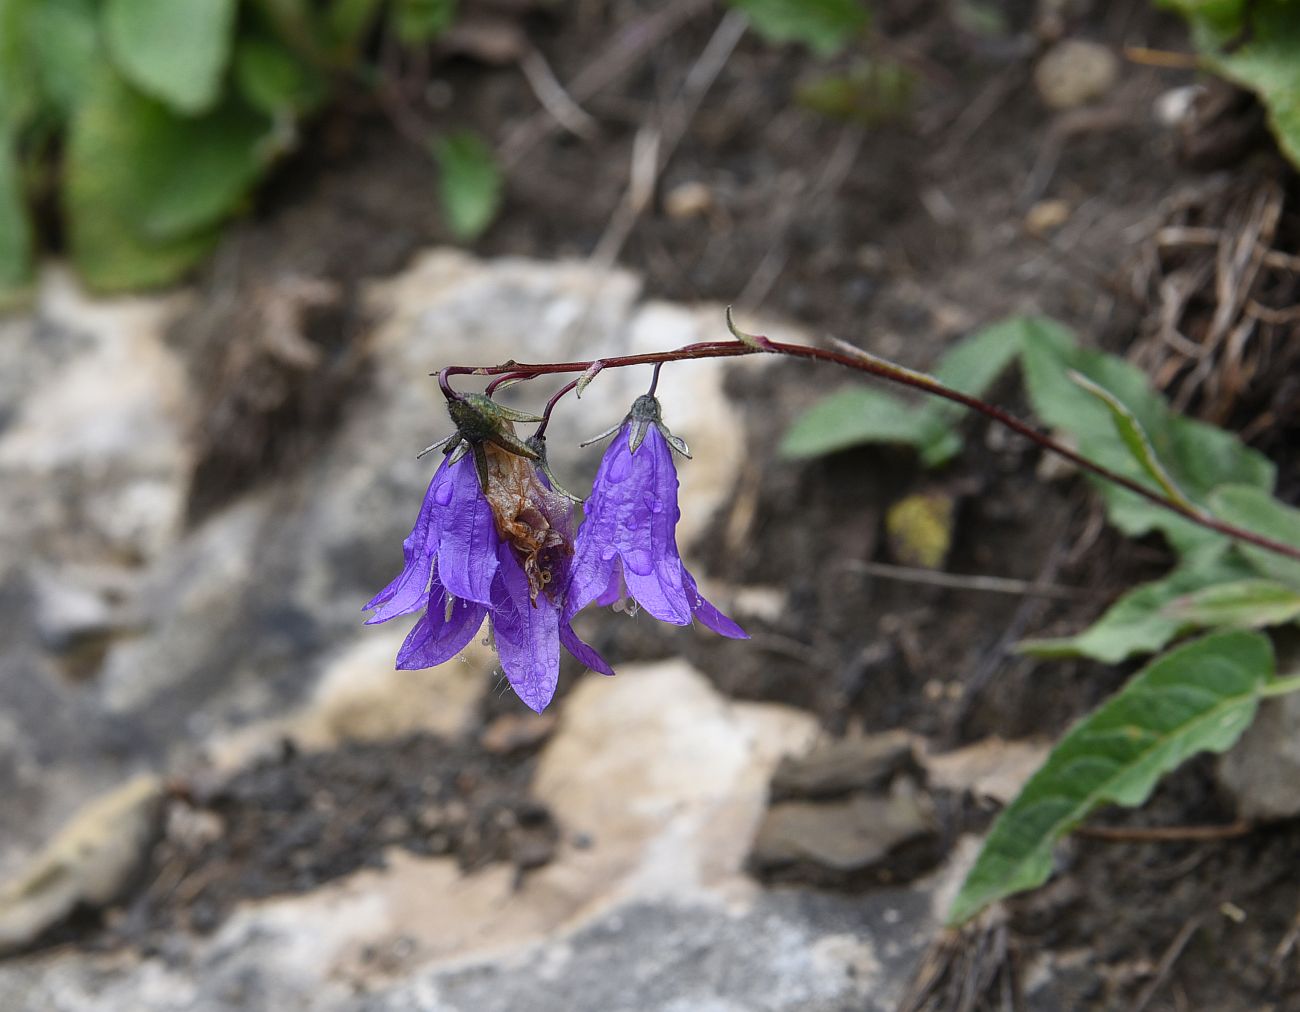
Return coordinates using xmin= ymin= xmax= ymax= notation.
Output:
xmin=1035 ymin=40 xmax=1119 ymax=110
xmin=663 ymin=181 xmax=714 ymax=221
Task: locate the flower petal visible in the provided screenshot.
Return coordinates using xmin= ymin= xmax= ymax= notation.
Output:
xmin=593 ymin=560 xmax=624 ymax=608
xmin=490 ymin=544 xmax=561 ymax=713
xmin=560 ymin=623 xmax=615 ymax=677
xmin=436 ymin=454 xmax=500 ymax=606
xmin=683 ymin=568 xmax=748 ymax=639
xmin=396 ymin=575 xmax=488 ymax=668
xmin=623 ymin=557 xmax=692 ymax=625
xmin=365 ymin=458 xmax=455 ymax=624
xmin=566 ymin=517 xmax=619 ymax=618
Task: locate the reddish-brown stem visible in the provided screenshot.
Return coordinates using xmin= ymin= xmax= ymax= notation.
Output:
xmin=434 ymin=337 xmax=1300 ymax=563
xmin=533 ymin=377 xmax=581 ymax=440
xmin=485 ymin=371 xmax=536 ymax=396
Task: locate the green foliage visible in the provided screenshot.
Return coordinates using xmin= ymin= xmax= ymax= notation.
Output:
xmin=950 ymin=630 xmax=1275 ymax=923
xmin=0 ymin=0 xmax=495 ymax=299
xmin=395 ymin=0 xmax=457 ymax=44
xmin=0 ymin=131 xmax=31 ymax=304
xmin=31 ymin=0 xmax=100 ymax=118
xmin=1019 ymin=549 xmax=1257 ymax=663
xmin=780 ymin=388 xmax=959 ymax=462
xmin=434 ymin=130 xmax=503 ymax=241
xmin=796 ymin=58 xmax=914 ymax=125
xmin=105 ymin=0 xmax=239 ymax=114
xmin=780 ymin=317 xmax=1023 ymax=464
xmin=1209 ymin=485 xmax=1300 ymax=587
xmin=235 ymin=36 xmax=329 ymax=117
xmin=1017 ymin=318 xmax=1274 ymax=555
xmin=1162 ymin=0 xmax=1300 ymax=168
xmin=728 ymin=0 xmax=868 ymax=56
xmin=1164 ymin=579 xmax=1300 ymax=630
xmin=0 ymin=0 xmax=40 ymax=130
xmin=65 ymin=70 xmax=266 ymax=290
xmin=1067 ymin=370 xmax=1198 ymax=514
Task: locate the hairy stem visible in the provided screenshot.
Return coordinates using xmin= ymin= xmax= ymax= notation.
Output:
xmin=436 ymin=332 xmax=1300 ymax=563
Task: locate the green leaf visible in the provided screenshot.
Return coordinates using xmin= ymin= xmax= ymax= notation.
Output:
xmin=1208 ymin=485 xmax=1300 ymax=588
xmin=327 ymin=0 xmax=384 ymax=48
xmin=235 ymin=36 xmax=329 ymax=117
xmin=433 ymin=130 xmax=502 ymax=241
xmin=30 ymin=0 xmax=100 ymax=118
xmin=728 ymin=0 xmax=868 ymax=56
xmin=950 ymin=629 xmax=1273 ymax=924
xmin=780 ymin=318 xmax=1026 ymax=464
xmin=0 ymin=0 xmax=40 ymax=129
xmin=779 ymin=387 xmax=956 ymax=461
xmin=395 ymin=0 xmax=457 ymax=44
xmin=1199 ymin=3 xmax=1300 ymax=169
xmin=104 ymin=0 xmax=238 ymax=114
xmin=65 ymin=70 xmax=269 ymax=291
xmin=1019 ymin=549 xmax=1255 ymax=663
xmin=930 ymin=316 xmax=1035 ymax=420
xmin=1019 ymin=321 xmax=1274 ymax=554
xmin=1068 ymin=370 xmax=1200 ymax=513
xmin=1163 ymin=579 xmax=1300 ymax=630
xmin=0 ymin=129 xmax=33 ymax=305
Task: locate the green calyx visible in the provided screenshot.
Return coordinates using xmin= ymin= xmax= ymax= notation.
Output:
xmin=446 ymin=393 xmax=541 ymax=462
xmin=527 ymin=434 xmax=582 ymax=503
xmin=627 ymin=395 xmax=690 ymax=457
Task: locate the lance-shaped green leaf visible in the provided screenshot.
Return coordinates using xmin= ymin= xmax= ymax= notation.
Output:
xmin=1019 ymin=548 xmax=1255 ymax=663
xmin=1208 ymin=485 xmax=1300 ymax=588
xmin=950 ymin=629 xmax=1272 ymax=925
xmin=1163 ymin=579 xmax=1300 ymax=630
xmin=1067 ymin=370 xmax=1200 ymax=514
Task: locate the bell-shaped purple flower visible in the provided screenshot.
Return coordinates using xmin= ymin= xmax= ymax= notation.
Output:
xmin=566 ymin=397 xmax=747 ymax=639
xmin=366 ymin=448 xmax=611 ymax=713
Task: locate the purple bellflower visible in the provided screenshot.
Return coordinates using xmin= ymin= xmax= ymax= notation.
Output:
xmin=365 ymin=396 xmax=611 ymax=713
xmin=566 ymin=394 xmax=748 ymax=640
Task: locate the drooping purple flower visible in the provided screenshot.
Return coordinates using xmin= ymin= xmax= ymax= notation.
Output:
xmin=566 ymin=396 xmax=747 ymax=640
xmin=366 ymin=434 xmax=611 ymax=713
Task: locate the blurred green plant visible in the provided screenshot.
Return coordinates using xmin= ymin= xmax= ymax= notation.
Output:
xmin=795 ymin=57 xmax=914 ymax=125
xmin=782 ymin=315 xmax=1300 ymax=922
xmin=433 ymin=130 xmax=503 ymax=243
xmin=1161 ymin=0 xmax=1300 ymax=168
xmin=726 ymin=0 xmax=869 ymax=56
xmin=0 ymin=0 xmax=501 ymax=303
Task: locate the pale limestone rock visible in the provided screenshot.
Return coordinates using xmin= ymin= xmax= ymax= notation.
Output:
xmin=0 ymin=776 xmax=164 ymax=953
xmin=923 ymin=737 xmax=1051 ymax=806
xmin=0 ymin=267 xmax=193 ymax=567
xmin=1217 ymin=693 xmax=1300 ymax=820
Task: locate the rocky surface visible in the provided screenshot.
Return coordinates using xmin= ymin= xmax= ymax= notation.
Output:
xmin=0 ymin=659 xmax=959 ymax=1011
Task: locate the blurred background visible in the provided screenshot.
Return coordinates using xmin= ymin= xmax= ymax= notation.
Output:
xmin=1 ymin=0 xmax=1299 ymax=1009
